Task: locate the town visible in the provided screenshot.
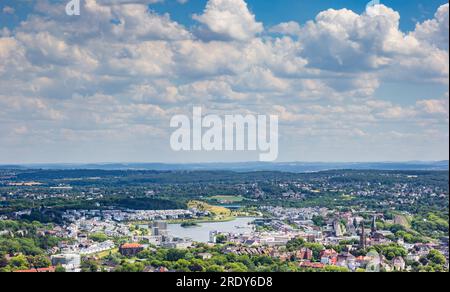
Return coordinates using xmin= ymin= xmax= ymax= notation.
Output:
xmin=0 ymin=168 xmax=448 ymax=272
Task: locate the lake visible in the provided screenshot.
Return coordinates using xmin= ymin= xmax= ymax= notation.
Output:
xmin=168 ymin=217 xmax=256 ymax=243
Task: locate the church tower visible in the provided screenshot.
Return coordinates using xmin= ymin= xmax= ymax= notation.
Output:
xmin=360 ymin=222 xmax=366 ymax=249
xmin=371 ymin=215 xmax=377 ymax=236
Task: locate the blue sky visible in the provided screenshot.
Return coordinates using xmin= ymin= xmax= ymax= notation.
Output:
xmin=150 ymin=0 xmax=447 ymax=31
xmin=0 ymin=0 xmax=448 ymax=163
xmin=1 ymin=0 xmax=447 ymax=30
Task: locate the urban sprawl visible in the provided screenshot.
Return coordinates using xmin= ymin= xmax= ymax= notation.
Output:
xmin=0 ymin=168 xmax=448 ymax=273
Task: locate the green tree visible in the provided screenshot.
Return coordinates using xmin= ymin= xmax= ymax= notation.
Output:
xmin=206 ymin=265 xmax=224 ymax=272
xmin=174 ymin=259 xmax=190 ymax=272
xmin=324 ymin=266 xmax=350 ymax=272
xmin=9 ymin=254 xmax=30 ymax=271
xmin=88 ymin=233 xmax=108 ymax=243
xmin=0 ymin=253 xmax=8 ymax=269
xmin=165 ymin=249 xmax=187 ymax=262
xmin=427 ymin=250 xmax=446 ymax=265
xmin=215 ymin=234 xmax=227 ymax=244
xmin=32 ymin=255 xmax=51 ymax=268
xmin=225 ymin=262 xmax=248 ymax=272
xmin=286 ymin=238 xmax=305 ymax=251
xmin=312 ymin=215 xmax=326 ymax=227
xmin=81 ymin=259 xmax=99 ymax=273
xmin=189 ymin=259 xmax=205 ymax=272
xmin=303 ymin=243 xmax=325 ymax=261
xmin=372 ymin=244 xmax=407 ymax=261
xmin=115 ymin=262 xmax=145 ymax=272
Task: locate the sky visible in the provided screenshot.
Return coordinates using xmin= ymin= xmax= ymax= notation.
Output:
xmin=0 ymin=0 xmax=448 ymax=163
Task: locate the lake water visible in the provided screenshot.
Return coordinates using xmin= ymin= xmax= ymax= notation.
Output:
xmin=168 ymin=217 xmax=256 ymax=243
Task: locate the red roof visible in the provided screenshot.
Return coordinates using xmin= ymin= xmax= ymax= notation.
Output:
xmin=120 ymin=243 xmax=144 ymax=249
xmin=156 ymin=267 xmax=169 ymax=273
xmin=320 ymin=249 xmax=337 ymax=257
xmin=356 ymin=256 xmax=369 ymax=261
xmin=14 ymin=267 xmax=56 ymax=273
xmin=299 ymin=262 xmax=325 ymax=269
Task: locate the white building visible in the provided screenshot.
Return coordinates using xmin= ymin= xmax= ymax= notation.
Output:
xmin=51 ymin=254 xmax=81 ymax=272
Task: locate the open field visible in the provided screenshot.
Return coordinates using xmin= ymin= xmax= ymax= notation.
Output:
xmin=188 ymin=200 xmax=232 ymax=216
xmin=209 ymin=195 xmax=244 ymax=203
xmin=393 ymin=213 xmax=412 ymax=229
xmin=96 ymin=248 xmax=119 ymax=259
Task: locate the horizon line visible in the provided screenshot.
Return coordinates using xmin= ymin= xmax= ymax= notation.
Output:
xmin=1 ymin=160 xmax=449 ymax=166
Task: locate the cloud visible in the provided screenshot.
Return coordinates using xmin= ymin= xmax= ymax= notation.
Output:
xmin=298 ymin=6 xmax=402 ymax=72
xmin=417 ymin=98 xmax=449 ymax=115
xmin=0 ymin=0 xmax=448 ymax=162
xmin=2 ymin=6 xmax=15 ymax=14
xmin=269 ymin=21 xmax=301 ymax=36
xmin=272 ymin=4 xmax=449 ymax=84
xmin=413 ymin=3 xmax=449 ymax=50
xmin=95 ymin=0 xmax=164 ymax=5
xmin=193 ymin=0 xmax=263 ymax=41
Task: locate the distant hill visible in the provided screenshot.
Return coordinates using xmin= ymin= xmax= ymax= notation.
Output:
xmin=2 ymin=161 xmax=448 ymax=173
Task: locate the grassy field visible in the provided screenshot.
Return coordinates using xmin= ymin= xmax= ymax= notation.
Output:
xmin=96 ymin=248 xmax=119 ymax=259
xmin=188 ymin=200 xmax=232 ymax=216
xmin=393 ymin=214 xmax=412 ymax=229
xmin=209 ymin=195 xmax=244 ymax=203
xmin=340 ymin=194 xmax=354 ymax=201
